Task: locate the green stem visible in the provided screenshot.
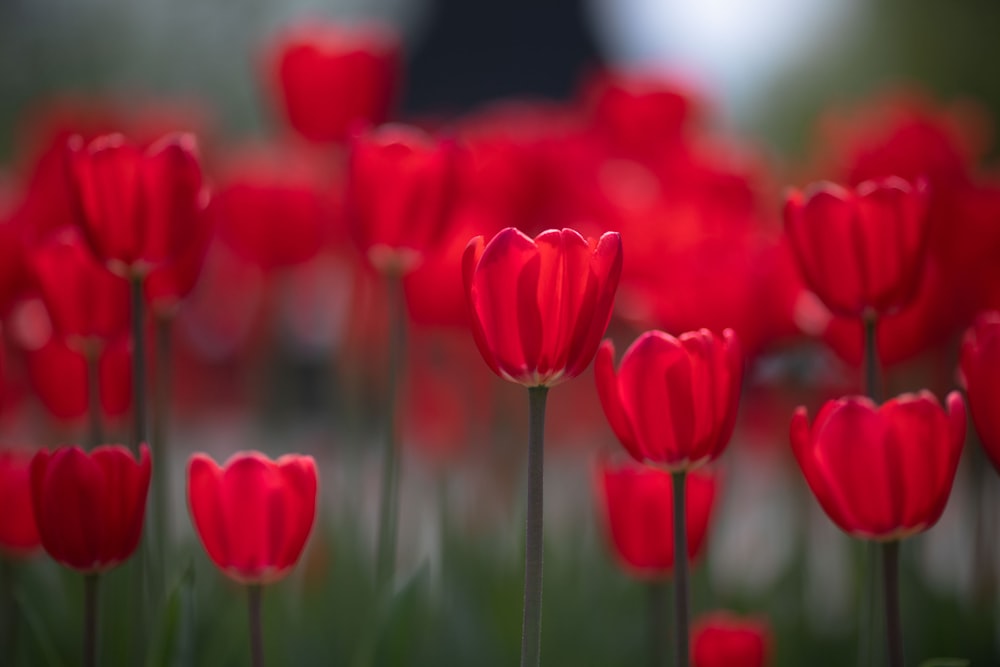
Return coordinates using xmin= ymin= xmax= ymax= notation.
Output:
xmin=83 ymin=574 xmax=99 ymax=667
xmin=151 ymin=317 xmax=172 ymax=584
xmin=375 ymin=275 xmax=406 ymax=590
xmin=859 ymin=312 xmax=883 ymax=667
xmin=646 ymin=580 xmax=668 ymax=667
xmin=672 ymin=471 xmax=689 ymax=667
xmin=248 ymin=584 xmax=264 ymax=667
xmin=520 ymin=385 xmax=548 ymax=667
xmin=129 ymin=276 xmax=148 ymax=667
xmin=1 ymin=559 xmax=16 ymax=662
xmin=863 ymin=312 xmax=883 ymax=404
xmin=85 ymin=344 xmax=103 ymax=449
xmin=882 ymin=541 xmax=904 ymax=667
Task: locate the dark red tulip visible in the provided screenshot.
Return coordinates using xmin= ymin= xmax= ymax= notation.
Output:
xmin=30 ymin=228 xmax=129 ymax=345
xmin=69 ymin=133 xmax=208 ymax=277
xmin=0 ymin=448 xmax=41 ymax=557
xmin=595 ymin=329 xmax=742 ymax=471
xmin=188 ymin=451 xmax=317 ymax=584
xmin=464 ymin=227 xmax=622 ymax=388
xmin=30 ymin=444 xmax=151 ymax=572
xmin=596 ymin=458 xmax=717 ymax=580
xmin=346 ymin=124 xmax=459 ymax=274
xmin=790 ymin=391 xmax=965 ymax=540
xmin=27 ymin=334 xmax=131 ymax=422
xmin=960 ymin=312 xmax=1000 ymax=472
xmin=784 ymin=177 xmax=930 ymax=318
xmin=271 ymin=21 xmax=400 ymax=144
xmin=692 ymin=612 xmax=771 ymax=667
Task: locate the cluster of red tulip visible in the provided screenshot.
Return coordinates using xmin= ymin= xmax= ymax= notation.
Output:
xmin=2 ymin=14 xmax=1000 ymax=667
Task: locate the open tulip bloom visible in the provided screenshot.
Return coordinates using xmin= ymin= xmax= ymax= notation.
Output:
xmin=463 ymin=226 xmax=622 ymax=667
xmin=791 ymin=391 xmax=965 ymax=667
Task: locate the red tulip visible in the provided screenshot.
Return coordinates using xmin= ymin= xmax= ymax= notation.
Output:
xmin=464 ymin=227 xmax=622 ymax=388
xmin=596 ymin=458 xmax=717 ymax=579
xmin=271 ymin=21 xmax=400 ymax=144
xmin=346 ymin=124 xmax=459 ymax=274
xmin=30 ymin=228 xmax=130 ymax=345
xmin=30 ymin=444 xmax=151 ymax=572
xmin=790 ymin=391 xmax=965 ymax=540
xmin=960 ymin=312 xmax=1000 ymax=472
xmin=0 ymin=448 xmax=41 ymax=557
xmin=595 ymin=329 xmax=742 ymax=471
xmin=69 ymin=133 xmax=208 ymax=277
xmin=692 ymin=612 xmax=771 ymax=667
xmin=784 ymin=177 xmax=930 ymax=318
xmin=187 ymin=451 xmax=317 ymax=584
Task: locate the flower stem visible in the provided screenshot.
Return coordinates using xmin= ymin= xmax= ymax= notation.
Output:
xmin=520 ymin=385 xmax=548 ymax=667
xmin=882 ymin=541 xmax=904 ymax=667
xmin=375 ymin=274 xmax=406 ymax=590
xmin=672 ymin=471 xmax=690 ymax=667
xmin=85 ymin=344 xmax=103 ymax=450
xmin=646 ymin=580 xmax=668 ymax=667
xmin=83 ymin=574 xmax=99 ymax=667
xmin=859 ymin=312 xmax=883 ymax=667
xmin=130 ymin=276 xmax=147 ymax=454
xmin=151 ymin=317 xmax=172 ymax=578
xmin=248 ymin=584 xmax=264 ymax=667
xmin=863 ymin=312 xmax=883 ymax=404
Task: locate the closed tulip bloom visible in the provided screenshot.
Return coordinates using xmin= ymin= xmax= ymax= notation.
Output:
xmin=692 ymin=612 xmax=771 ymax=667
xmin=790 ymin=391 xmax=965 ymax=540
xmin=188 ymin=451 xmax=317 ymax=584
xmin=464 ymin=227 xmax=623 ymax=388
xmin=784 ymin=177 xmax=929 ymax=318
xmin=0 ymin=448 xmax=41 ymax=557
xmin=69 ymin=133 xmax=208 ymax=277
xmin=960 ymin=312 xmax=1000 ymax=472
xmin=346 ymin=124 xmax=459 ymax=274
xmin=596 ymin=458 xmax=717 ymax=579
xmin=595 ymin=329 xmax=742 ymax=471
xmin=271 ymin=21 xmax=400 ymax=144
xmin=30 ymin=444 xmax=151 ymax=572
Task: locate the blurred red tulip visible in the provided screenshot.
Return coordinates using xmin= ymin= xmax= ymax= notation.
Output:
xmin=271 ymin=21 xmax=400 ymax=144
xmin=596 ymin=458 xmax=717 ymax=580
xmin=692 ymin=612 xmax=771 ymax=667
xmin=464 ymin=227 xmax=622 ymax=388
xmin=595 ymin=329 xmax=742 ymax=471
xmin=0 ymin=448 xmax=40 ymax=557
xmin=30 ymin=228 xmax=129 ymax=345
xmin=790 ymin=391 xmax=964 ymax=540
xmin=69 ymin=133 xmax=208 ymax=277
xmin=187 ymin=451 xmax=317 ymax=584
xmin=960 ymin=312 xmax=1000 ymax=473
xmin=784 ymin=177 xmax=930 ymax=319
xmin=30 ymin=444 xmax=150 ymax=572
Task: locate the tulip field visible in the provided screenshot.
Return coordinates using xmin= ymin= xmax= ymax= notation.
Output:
xmin=3 ymin=4 xmax=1000 ymax=667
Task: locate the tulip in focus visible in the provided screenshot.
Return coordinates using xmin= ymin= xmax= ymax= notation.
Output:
xmin=960 ymin=311 xmax=1000 ymax=473
xmin=784 ymin=177 xmax=929 ymax=319
xmin=0 ymin=448 xmax=40 ymax=557
xmin=692 ymin=612 xmax=771 ymax=667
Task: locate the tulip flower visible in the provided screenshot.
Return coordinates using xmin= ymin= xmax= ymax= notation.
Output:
xmin=270 ymin=21 xmax=400 ymax=144
xmin=0 ymin=448 xmax=40 ymax=558
xmin=692 ymin=612 xmax=771 ymax=667
xmin=783 ymin=176 xmax=930 ymax=320
xmin=791 ymin=391 xmax=965 ymax=667
xmin=960 ymin=312 xmax=1000 ymax=473
xmin=346 ymin=124 xmax=460 ymax=275
xmin=595 ymin=327 xmax=741 ymax=667
xmin=188 ymin=451 xmax=317 ymax=667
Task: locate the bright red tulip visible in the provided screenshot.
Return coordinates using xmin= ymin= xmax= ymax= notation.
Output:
xmin=784 ymin=177 xmax=930 ymax=318
xmin=595 ymin=329 xmax=742 ymax=471
xmin=69 ymin=133 xmax=208 ymax=277
xmin=30 ymin=444 xmax=151 ymax=572
xmin=30 ymin=228 xmax=129 ymax=345
xmin=187 ymin=451 xmax=317 ymax=584
xmin=346 ymin=124 xmax=459 ymax=274
xmin=790 ymin=391 xmax=965 ymax=540
xmin=960 ymin=312 xmax=1000 ymax=472
xmin=271 ymin=21 xmax=400 ymax=144
xmin=463 ymin=227 xmax=622 ymax=388
xmin=0 ymin=448 xmax=41 ymax=557
xmin=692 ymin=612 xmax=771 ymax=667
xmin=596 ymin=458 xmax=717 ymax=580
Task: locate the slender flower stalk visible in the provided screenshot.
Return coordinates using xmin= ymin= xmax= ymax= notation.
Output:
xmin=85 ymin=346 xmax=103 ymax=450
xmin=672 ymin=471 xmax=689 ymax=667
xmin=130 ymin=277 xmax=147 ymax=455
xmin=860 ymin=311 xmax=881 ymax=667
xmin=151 ymin=316 xmax=172 ymax=568
xmin=646 ymin=579 xmax=668 ymax=667
xmin=882 ymin=541 xmax=903 ymax=667
xmin=375 ymin=274 xmax=406 ymax=590
xmin=83 ymin=574 xmax=99 ymax=667
xmin=248 ymin=584 xmax=264 ymax=667
xmin=521 ymin=386 xmax=548 ymax=667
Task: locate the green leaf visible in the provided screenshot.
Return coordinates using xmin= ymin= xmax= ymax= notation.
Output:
xmin=145 ymin=561 xmax=195 ymax=667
